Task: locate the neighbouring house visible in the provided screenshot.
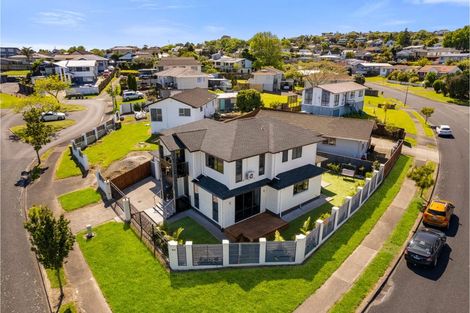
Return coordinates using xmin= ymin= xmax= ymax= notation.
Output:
xmin=156 ymin=57 xmax=202 ymax=72
xmin=110 ymin=46 xmax=138 ymax=54
xmin=54 ymin=60 xmax=98 ymax=85
xmin=0 ymin=47 xmax=20 ymax=58
xmin=156 ymin=67 xmax=209 ymax=90
xmin=301 ymin=81 xmax=366 ymax=117
xmin=211 ymin=55 xmax=252 ymax=73
xmin=148 ymin=88 xmax=217 ymax=133
xmin=118 ymin=52 xmax=136 ymax=63
xmin=396 ymin=48 xmax=427 ymax=61
xmin=8 ymin=53 xmax=53 ymax=64
xmin=156 ymin=113 xmax=325 ymax=229
xmin=354 ymin=62 xmax=393 ymax=77
xmin=438 ymin=53 xmax=469 ymax=64
xmin=208 ymin=76 xmax=232 ymax=91
xmin=216 ymin=92 xmax=237 ymax=112
xmin=248 ymin=67 xmax=284 ymax=92
xmin=426 ymin=47 xmax=458 ymax=60
xmin=417 ymin=65 xmax=462 ymax=79
xmin=255 ymin=109 xmax=375 ymax=159
xmin=54 ymin=54 xmax=109 ymax=73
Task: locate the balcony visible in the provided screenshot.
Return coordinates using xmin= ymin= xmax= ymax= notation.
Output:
xmin=176 ymin=162 xmax=189 ymax=178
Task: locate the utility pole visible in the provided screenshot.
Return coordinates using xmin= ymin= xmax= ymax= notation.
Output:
xmin=404 ymin=84 xmax=409 ymax=106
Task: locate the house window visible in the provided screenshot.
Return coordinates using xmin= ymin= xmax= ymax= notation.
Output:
xmin=322 ymin=137 xmax=336 ymax=145
xmin=206 ymin=153 xmax=224 ymax=173
xmin=193 ymin=185 xmax=199 ymax=209
xmin=212 ymin=195 xmax=219 ymax=222
xmin=293 ymin=180 xmax=309 ymax=195
xmin=334 ymin=94 xmax=340 ymax=106
xmin=235 ymin=159 xmax=243 ymax=182
xmin=292 ymin=147 xmax=302 ymax=159
xmin=349 ymin=91 xmax=355 ymax=99
xmin=321 ymin=91 xmax=330 ymax=106
xmin=358 ymin=90 xmax=364 ymax=97
xmin=150 ymin=108 xmax=162 ymax=121
xmin=179 ymin=108 xmax=191 ymax=117
xmin=259 ymin=154 xmax=265 ymax=176
xmin=282 ymin=150 xmax=289 ymax=163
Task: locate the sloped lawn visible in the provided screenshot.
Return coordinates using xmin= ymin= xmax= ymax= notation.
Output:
xmin=58 ymin=187 xmax=101 ymax=211
xmin=78 ymin=156 xmax=411 ymax=313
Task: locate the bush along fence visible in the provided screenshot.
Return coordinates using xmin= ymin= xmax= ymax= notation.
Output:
xmin=168 ymin=163 xmax=386 ymax=271
xmin=69 ymin=112 xmax=121 ymax=171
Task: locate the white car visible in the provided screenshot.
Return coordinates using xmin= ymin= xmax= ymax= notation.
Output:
xmin=41 ymin=111 xmax=66 ymax=121
xmin=436 ymin=125 xmax=453 ymax=137
xmin=123 ymin=90 xmax=144 ymax=102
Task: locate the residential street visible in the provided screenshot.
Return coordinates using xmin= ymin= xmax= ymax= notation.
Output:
xmin=0 ymin=97 xmax=109 ymax=313
xmin=365 ymin=83 xmax=469 ymax=313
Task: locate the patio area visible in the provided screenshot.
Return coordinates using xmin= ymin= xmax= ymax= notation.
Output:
xmin=123 ymin=176 xmax=161 ymax=212
xmin=224 ymin=212 xmax=288 ymax=242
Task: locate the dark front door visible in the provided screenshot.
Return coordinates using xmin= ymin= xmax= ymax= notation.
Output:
xmin=235 ymin=189 xmax=261 ymax=223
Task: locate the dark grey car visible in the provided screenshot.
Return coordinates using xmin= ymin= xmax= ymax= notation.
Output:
xmin=405 ymin=228 xmax=446 ymax=268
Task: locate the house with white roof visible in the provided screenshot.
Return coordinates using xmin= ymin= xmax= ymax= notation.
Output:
xmin=301 ymin=81 xmax=366 ymax=117
xmin=438 ymin=53 xmax=469 ymax=64
xmin=54 ymin=60 xmax=98 ymax=85
xmin=248 ymin=67 xmax=284 ymax=92
xmin=354 ymin=62 xmax=393 ymax=77
xmin=156 ymin=67 xmax=208 ymax=90
xmin=211 ymin=55 xmax=252 ymax=73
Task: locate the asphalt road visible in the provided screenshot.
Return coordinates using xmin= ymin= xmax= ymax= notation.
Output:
xmin=1 ymin=98 xmax=108 ymax=313
xmin=365 ymin=83 xmax=469 ymax=313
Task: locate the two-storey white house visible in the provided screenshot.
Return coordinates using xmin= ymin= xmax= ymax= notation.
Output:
xmin=148 ymin=88 xmax=217 ymax=133
xmin=248 ymin=67 xmax=284 ymax=92
xmin=54 ymin=60 xmax=98 ymax=85
xmin=156 ymin=67 xmax=208 ymax=89
xmin=211 ymin=55 xmax=252 ymax=73
xmin=156 ymin=114 xmax=325 ymax=229
xmin=301 ymin=81 xmax=366 ymax=117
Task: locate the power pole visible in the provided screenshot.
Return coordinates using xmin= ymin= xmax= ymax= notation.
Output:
xmin=404 ymin=84 xmax=409 ymax=106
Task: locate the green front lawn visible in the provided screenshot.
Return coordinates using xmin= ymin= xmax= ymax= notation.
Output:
xmin=1 ymin=70 xmax=30 ymax=76
xmin=55 ymin=148 xmax=82 ymax=179
xmin=412 ymin=111 xmax=434 ymax=138
xmin=10 ymin=119 xmax=76 ymax=139
xmin=168 ymin=217 xmax=219 ymax=244
xmin=261 ymin=93 xmax=289 ymax=107
xmin=60 ymin=103 xmax=87 ymax=112
xmin=78 ymin=155 xmax=411 ymax=313
xmin=330 ymin=197 xmax=422 ymax=313
xmin=58 ymin=187 xmax=101 ymax=212
xmin=322 ymin=172 xmax=364 ymax=207
xmin=45 ymin=267 xmax=66 ymax=289
xmin=0 ymin=93 xmax=20 ymax=109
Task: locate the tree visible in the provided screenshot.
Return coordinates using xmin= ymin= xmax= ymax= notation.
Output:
xmin=408 ymin=163 xmax=435 ymax=197
xmin=274 ymin=230 xmax=285 ymax=242
xmin=90 ymin=48 xmax=104 ymax=56
xmin=345 ymin=51 xmax=355 ymax=59
xmin=300 ymin=217 xmax=314 ymax=235
xmin=397 ymin=28 xmax=412 ymax=47
xmin=382 ymin=102 xmax=394 ymax=124
xmin=22 ymin=108 xmax=54 ymax=165
xmin=236 ymin=89 xmax=263 ymax=112
xmin=353 ymin=74 xmax=365 ymax=85
xmin=249 ymin=32 xmax=283 ymax=69
xmin=127 ymin=75 xmax=137 ymax=91
xmin=425 ymin=71 xmax=437 ymax=85
xmin=443 ymin=26 xmax=470 ymax=51
xmin=24 ymin=205 xmax=75 ymax=299
xmin=433 ymin=79 xmax=444 ymax=93
xmin=20 ymin=46 xmax=35 ymax=62
xmin=414 ymin=57 xmax=431 ymax=67
xmin=420 ymin=107 xmax=435 ymax=124
xmin=446 ymin=71 xmax=470 ymax=100
xmin=107 ymin=84 xmax=120 ymax=112
xmin=34 ymin=75 xmax=70 ymax=103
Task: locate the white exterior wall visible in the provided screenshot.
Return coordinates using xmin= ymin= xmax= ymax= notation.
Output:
xmin=176 ymin=76 xmax=208 ymax=89
xmin=318 ymin=138 xmax=367 ymax=159
xmin=278 ymin=175 xmax=321 ymax=214
xmin=149 ymin=99 xmax=205 ymax=133
xmin=163 ymin=65 xmax=202 ymax=72
xmin=203 ymin=99 xmax=216 ymax=117
xmin=305 ymin=87 xmax=364 ymax=108
xmin=272 ymin=144 xmax=317 ymax=177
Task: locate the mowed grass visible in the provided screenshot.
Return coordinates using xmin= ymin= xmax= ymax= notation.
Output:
xmin=10 ymin=119 xmax=76 ymax=139
xmin=58 ymin=187 xmax=101 ymax=212
xmin=412 ymin=111 xmax=434 ymax=138
xmin=78 ymin=156 xmax=411 ymax=313
xmin=261 ymin=93 xmax=289 ymax=107
xmin=168 ymin=217 xmax=219 ymax=244
xmin=330 ymin=197 xmax=422 ymax=313
xmin=55 ymin=148 xmax=82 ymax=179
xmin=45 ymin=267 xmax=66 ymax=289
xmin=1 ymin=70 xmax=30 ymax=76
xmin=0 ymin=93 xmax=20 ymax=109
xmin=322 ymin=172 xmax=364 ymax=207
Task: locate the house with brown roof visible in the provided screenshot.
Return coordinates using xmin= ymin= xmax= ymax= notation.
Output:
xmin=248 ymin=67 xmax=284 ymax=92
xmin=148 ymin=88 xmax=217 ymax=133
xmin=417 ymin=65 xmax=462 ymax=79
xmin=156 ymin=111 xmax=325 ymax=230
xmin=156 ymin=67 xmax=209 ymax=90
xmin=302 ymin=81 xmax=366 ymax=117
xmin=156 ymin=57 xmax=202 ymax=72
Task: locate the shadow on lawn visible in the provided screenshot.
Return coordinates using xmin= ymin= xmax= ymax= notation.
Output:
xmin=166 ymin=156 xmax=411 ymax=292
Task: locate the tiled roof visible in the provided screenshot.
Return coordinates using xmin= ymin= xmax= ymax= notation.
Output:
xmin=156 ymin=67 xmax=207 ymax=77
xmin=157 ymin=57 xmax=200 ymax=66
xmin=418 ymin=65 xmax=461 ymax=74
xmin=318 ymin=81 xmax=366 ymax=94
xmin=170 ymin=88 xmax=217 ymax=108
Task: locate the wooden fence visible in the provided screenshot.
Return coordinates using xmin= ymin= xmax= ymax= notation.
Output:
xmin=383 ymin=140 xmax=403 ymax=177
xmin=110 ymin=161 xmax=151 ymax=190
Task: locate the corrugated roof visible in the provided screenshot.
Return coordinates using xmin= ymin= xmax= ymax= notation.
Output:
xmin=318 ymin=81 xmax=366 ymax=94
xmin=158 ymin=57 xmax=200 ymax=66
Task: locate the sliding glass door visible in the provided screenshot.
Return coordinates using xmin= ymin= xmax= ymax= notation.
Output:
xmin=235 ymin=189 xmax=261 ymax=223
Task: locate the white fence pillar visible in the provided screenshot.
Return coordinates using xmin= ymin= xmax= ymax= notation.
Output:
xmin=316 ymin=220 xmax=325 ymax=243
xmin=332 ymin=207 xmax=340 ymax=229
xmin=345 ymin=196 xmax=353 ymax=217
xmin=153 ymin=157 xmax=160 ymax=180
xmin=81 ymin=151 xmax=89 ymax=171
xmin=103 ymin=180 xmax=112 ymax=200
xmin=222 ymin=240 xmax=230 ymax=266
xmin=82 ymin=133 xmax=88 ymax=146
xmin=372 ymin=170 xmax=379 ymax=192
xmin=379 ymin=164 xmax=385 ymax=184
xmin=168 ymin=241 xmax=179 ymax=270
xmin=94 ymin=128 xmax=99 ymax=140
xmin=366 ymin=177 xmax=372 ymax=197
xmin=358 ymin=186 xmax=365 ymax=206
xmin=259 ymin=238 xmax=266 ymax=265
xmin=185 ymin=241 xmax=193 ymax=268
xmin=295 ymin=234 xmax=306 ymax=264
xmin=122 ymin=198 xmax=131 ymax=222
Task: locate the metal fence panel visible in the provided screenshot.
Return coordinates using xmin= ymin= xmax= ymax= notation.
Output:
xmin=229 ymin=243 xmax=260 ymax=264
xmin=322 ymin=213 xmax=336 ymax=239
xmin=265 ymin=241 xmax=296 ymax=263
xmin=304 ymin=227 xmax=320 ymax=255
xmin=87 ymin=135 xmax=96 ymax=145
xmin=177 ymin=245 xmax=187 ymax=266
xmin=337 ymin=202 xmax=349 ymax=225
xmin=351 ymin=192 xmax=361 ymax=213
xmin=192 ymin=244 xmax=223 ymax=266
xmin=361 ymin=182 xmax=370 ymax=204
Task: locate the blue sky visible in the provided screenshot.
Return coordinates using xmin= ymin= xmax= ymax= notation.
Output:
xmin=1 ymin=0 xmax=468 ymax=50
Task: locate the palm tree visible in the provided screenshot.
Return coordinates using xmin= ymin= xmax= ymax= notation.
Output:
xmin=382 ymin=102 xmax=394 ymax=124
xmin=20 ymin=47 xmax=35 ymax=62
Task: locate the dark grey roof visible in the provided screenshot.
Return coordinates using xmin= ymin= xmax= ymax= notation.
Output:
xmin=159 ymin=115 xmax=323 ymax=161
xmin=170 ymin=88 xmax=217 ymax=108
xmin=270 ymin=165 xmax=325 ymax=190
xmin=158 ymin=57 xmax=200 ymax=66
xmin=255 ymin=109 xmax=375 ymax=142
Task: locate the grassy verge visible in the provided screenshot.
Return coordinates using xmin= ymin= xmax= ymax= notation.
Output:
xmin=59 ymin=302 xmax=78 ymax=313
xmin=168 ymin=217 xmax=219 ymax=244
xmin=45 ymin=267 xmax=66 ymax=289
xmin=364 ymin=96 xmax=416 ymax=135
xmin=0 ymin=93 xmax=21 ymax=109
xmin=412 ymin=111 xmax=434 ymax=138
xmin=60 ymin=103 xmax=87 ymax=112
xmin=1 ymin=70 xmax=30 ymax=76
xmin=10 ymin=120 xmax=76 ymax=139
xmin=40 ymin=147 xmax=55 ymax=163
xmin=55 ymin=148 xmax=82 ymax=179
xmin=58 ymin=187 xmax=101 ymax=212
xmin=78 ymin=156 xmax=411 ymax=313
xmin=404 ymin=137 xmax=417 ymax=147
xmin=329 ymin=197 xmax=422 ymax=313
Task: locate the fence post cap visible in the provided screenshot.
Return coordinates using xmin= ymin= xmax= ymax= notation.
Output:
xmin=316 ymin=219 xmax=324 ymax=225
xmin=373 ymin=169 xmax=380 ymax=174
xmin=357 ymin=186 xmax=363 ymax=190
xmin=168 ymin=240 xmax=178 ymax=246
xmin=222 ymin=239 xmax=230 ymax=244
xmin=259 ymin=237 xmax=267 ymax=243
xmin=332 ymin=206 xmax=340 ymax=212
xmin=345 ymin=196 xmax=353 ymax=200
xmin=185 ymin=241 xmax=193 ymax=246
xmin=379 ymin=163 xmax=385 ymax=168
xmin=365 ymin=177 xmax=372 ymax=182
xmin=295 ymin=234 xmax=306 ymax=240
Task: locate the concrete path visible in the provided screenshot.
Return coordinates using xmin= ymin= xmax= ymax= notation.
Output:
xmin=65 ymin=202 xmax=118 ymax=234
xmin=282 ymin=196 xmax=327 ymax=222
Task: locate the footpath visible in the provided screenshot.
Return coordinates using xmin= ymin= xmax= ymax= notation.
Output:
xmin=295 ymin=110 xmax=439 ymax=313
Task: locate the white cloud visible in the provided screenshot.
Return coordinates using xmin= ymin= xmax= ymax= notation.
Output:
xmin=204 ymin=25 xmax=225 ymax=33
xmin=34 ymin=10 xmax=85 ymax=27
xmin=382 ymin=19 xmax=413 ymax=26
xmin=411 ymin=0 xmax=469 ymax=5
xmin=353 ymin=0 xmax=390 ymax=17
xmin=129 ymin=0 xmax=196 ymax=9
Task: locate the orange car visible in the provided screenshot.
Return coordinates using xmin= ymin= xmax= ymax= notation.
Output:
xmin=423 ymin=200 xmax=454 ymax=229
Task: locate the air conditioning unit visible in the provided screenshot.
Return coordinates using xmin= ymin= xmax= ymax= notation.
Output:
xmin=246 ymin=171 xmax=255 ymax=180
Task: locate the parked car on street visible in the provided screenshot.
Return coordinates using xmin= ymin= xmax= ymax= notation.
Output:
xmin=40 ymin=111 xmax=66 ymax=121
xmin=436 ymin=125 xmax=453 ymax=137
xmin=123 ymin=90 xmax=144 ymax=101
xmin=405 ymin=228 xmax=446 ymax=268
xmin=423 ymin=200 xmax=454 ymax=229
